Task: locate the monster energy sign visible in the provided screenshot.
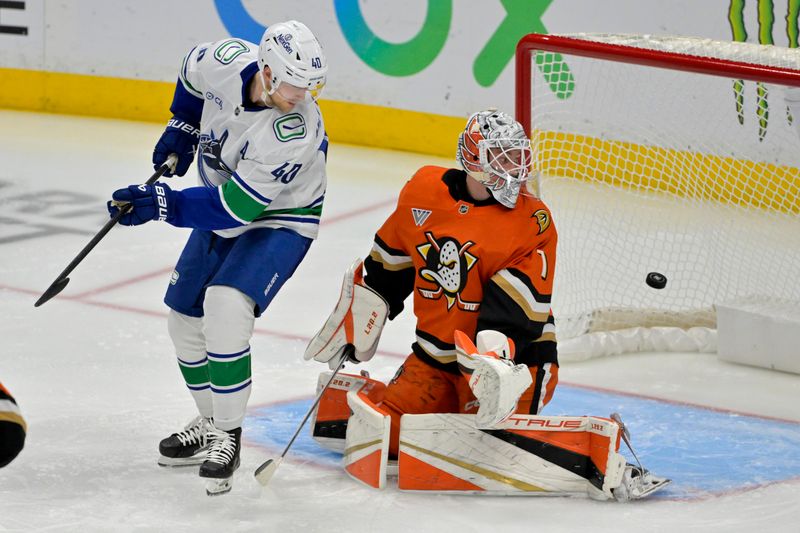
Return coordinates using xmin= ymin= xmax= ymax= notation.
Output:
xmin=729 ymin=0 xmax=800 ymax=140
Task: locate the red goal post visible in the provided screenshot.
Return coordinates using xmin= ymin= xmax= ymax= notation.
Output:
xmin=515 ymin=33 xmax=800 ymax=136
xmin=513 ymin=33 xmax=800 ymax=359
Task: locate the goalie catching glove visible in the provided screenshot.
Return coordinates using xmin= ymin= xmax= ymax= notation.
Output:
xmin=304 ymin=259 xmax=389 ymax=370
xmin=455 ymin=329 xmax=533 ymax=428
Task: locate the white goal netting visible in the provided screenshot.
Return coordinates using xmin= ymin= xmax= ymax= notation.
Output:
xmin=519 ymin=34 xmax=800 ymax=355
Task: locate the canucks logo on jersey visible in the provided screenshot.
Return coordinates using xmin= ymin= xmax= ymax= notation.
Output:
xmin=198 ymin=129 xmax=234 ymax=186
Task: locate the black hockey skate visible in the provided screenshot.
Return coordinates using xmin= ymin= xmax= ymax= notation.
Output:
xmin=158 ymin=416 xmax=214 ymax=467
xmin=200 ymin=426 xmax=241 ymax=496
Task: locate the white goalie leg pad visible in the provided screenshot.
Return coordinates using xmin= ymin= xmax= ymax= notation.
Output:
xmin=304 ymin=259 xmax=389 ymax=369
xmin=397 ymin=413 xmax=626 ymax=500
xmin=343 ymin=390 xmax=391 ymax=489
xmin=455 ymin=330 xmax=532 ymax=428
xmin=310 ymin=371 xmax=386 ymax=452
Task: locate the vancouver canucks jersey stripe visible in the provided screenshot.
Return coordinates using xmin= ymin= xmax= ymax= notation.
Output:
xmin=221 ymin=180 xmax=269 ymax=223
xmin=180 ymin=46 xmax=203 ymax=97
xmin=309 ymin=193 xmax=325 ymax=207
xmin=231 ymin=172 xmax=272 ymax=204
xmin=254 ymin=198 xmax=323 ymax=220
xmin=171 ymin=81 xmax=204 ymax=125
xmin=261 ymin=215 xmax=320 ymax=225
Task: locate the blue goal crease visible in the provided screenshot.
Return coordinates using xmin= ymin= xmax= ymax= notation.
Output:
xmin=245 ymin=385 xmax=800 ymax=499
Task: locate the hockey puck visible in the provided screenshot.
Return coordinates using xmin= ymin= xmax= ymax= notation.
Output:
xmin=646 ymin=272 xmax=667 ymax=289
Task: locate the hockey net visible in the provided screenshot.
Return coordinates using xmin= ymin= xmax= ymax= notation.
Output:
xmin=516 ymin=34 xmax=800 ymax=359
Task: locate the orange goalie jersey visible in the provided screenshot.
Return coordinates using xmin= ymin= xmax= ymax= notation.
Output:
xmin=364 ymin=166 xmax=559 ymax=404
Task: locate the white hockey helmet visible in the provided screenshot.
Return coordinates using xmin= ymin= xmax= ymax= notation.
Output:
xmin=456 ymin=109 xmax=532 ymax=208
xmin=258 ymin=20 xmax=328 ymax=101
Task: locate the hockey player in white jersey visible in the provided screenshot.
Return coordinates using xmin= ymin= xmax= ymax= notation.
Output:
xmin=106 ymin=20 xmax=328 ymax=495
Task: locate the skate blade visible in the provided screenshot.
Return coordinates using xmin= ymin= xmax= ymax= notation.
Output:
xmin=206 ymin=478 xmax=233 ymax=496
xmin=158 ymin=454 xmax=206 ymax=467
xmin=618 ymin=476 xmax=672 ymax=501
xmin=632 ymin=477 xmax=671 ymax=499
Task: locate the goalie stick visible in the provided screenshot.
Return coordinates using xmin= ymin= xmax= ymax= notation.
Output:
xmin=610 ymin=412 xmax=672 ymax=500
xmin=34 ymin=154 xmax=178 ymax=307
xmin=254 ymin=347 xmax=350 ymax=486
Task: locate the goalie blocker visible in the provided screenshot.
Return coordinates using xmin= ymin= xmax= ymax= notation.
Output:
xmin=304 ymin=258 xmax=389 ymax=369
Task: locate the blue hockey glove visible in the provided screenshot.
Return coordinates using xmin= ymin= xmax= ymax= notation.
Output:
xmin=107 ymin=182 xmax=175 ymax=226
xmin=153 ymin=116 xmax=200 ymax=177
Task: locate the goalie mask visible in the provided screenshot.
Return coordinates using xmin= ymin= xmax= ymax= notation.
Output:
xmin=456 ymin=109 xmax=532 ymax=208
xmin=258 ymin=20 xmax=328 ymax=103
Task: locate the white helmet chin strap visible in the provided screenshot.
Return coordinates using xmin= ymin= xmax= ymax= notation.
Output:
xmin=258 ymin=70 xmax=272 ymax=104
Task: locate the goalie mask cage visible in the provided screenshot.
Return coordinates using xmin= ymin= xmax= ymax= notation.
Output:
xmin=515 ymin=34 xmax=800 ymax=356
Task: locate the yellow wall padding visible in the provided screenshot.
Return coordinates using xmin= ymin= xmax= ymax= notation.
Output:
xmin=0 ymin=68 xmax=465 ymax=158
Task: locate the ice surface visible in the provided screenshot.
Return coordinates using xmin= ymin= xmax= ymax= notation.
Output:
xmin=1 ymin=111 xmax=798 ymax=532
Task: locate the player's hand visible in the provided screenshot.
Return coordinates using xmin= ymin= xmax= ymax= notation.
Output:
xmin=107 ymin=182 xmax=175 ymax=226
xmin=153 ymin=116 xmax=200 ymax=177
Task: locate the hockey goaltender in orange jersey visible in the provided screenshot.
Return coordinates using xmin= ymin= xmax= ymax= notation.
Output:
xmin=301 ymin=109 xmax=670 ymax=500
xmin=364 ymin=161 xmax=558 ymax=454
xmin=307 ymin=108 xmax=558 ymax=451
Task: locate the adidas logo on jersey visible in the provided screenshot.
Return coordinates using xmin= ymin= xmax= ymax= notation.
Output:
xmin=411 ymin=208 xmax=431 ymax=226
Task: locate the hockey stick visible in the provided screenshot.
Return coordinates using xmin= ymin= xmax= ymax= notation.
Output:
xmin=609 ymin=412 xmax=645 ymax=474
xmin=34 ymin=154 xmax=178 ymax=307
xmin=254 ymin=347 xmax=351 ymax=486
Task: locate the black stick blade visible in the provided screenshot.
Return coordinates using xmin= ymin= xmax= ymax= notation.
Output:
xmin=32 ymin=157 xmax=176 ymax=310
xmin=34 ymin=277 xmax=70 ymax=307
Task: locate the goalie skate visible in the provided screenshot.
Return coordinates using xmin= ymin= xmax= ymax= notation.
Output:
xmin=612 ymin=465 xmax=671 ymax=501
xmin=607 ymin=413 xmax=671 ymax=501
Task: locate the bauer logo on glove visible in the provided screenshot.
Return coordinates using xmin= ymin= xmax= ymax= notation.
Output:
xmin=107 ymin=182 xmax=175 ymax=226
xmin=153 ymin=116 xmax=201 ymax=177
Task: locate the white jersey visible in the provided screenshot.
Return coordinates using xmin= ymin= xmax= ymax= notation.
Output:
xmin=179 ymin=38 xmax=327 ymax=239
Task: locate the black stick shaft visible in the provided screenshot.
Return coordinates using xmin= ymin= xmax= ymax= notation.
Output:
xmin=279 ymin=350 xmax=350 ymax=460
xmin=34 ymin=158 xmax=175 ymax=307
